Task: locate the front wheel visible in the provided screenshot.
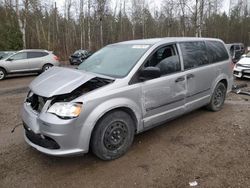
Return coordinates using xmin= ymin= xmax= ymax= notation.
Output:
xmin=91 ymin=110 xmax=135 ymax=160
xmin=207 ymin=82 xmax=227 ymax=112
xmin=0 ymin=68 xmax=6 ymax=80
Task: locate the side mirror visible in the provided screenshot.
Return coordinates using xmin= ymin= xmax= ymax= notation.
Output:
xmin=139 ymin=67 xmax=161 ymax=80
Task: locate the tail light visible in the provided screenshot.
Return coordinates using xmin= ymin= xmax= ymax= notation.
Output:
xmin=53 ymin=55 xmax=60 ymax=61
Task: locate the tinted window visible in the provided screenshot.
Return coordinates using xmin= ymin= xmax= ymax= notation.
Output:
xmin=10 ymin=52 xmax=27 ymax=60
xmin=156 ymin=55 xmax=181 ymax=76
xmin=206 ymin=41 xmax=229 ymax=63
xmin=28 ymin=52 xmax=48 ymax=58
xmin=145 ymin=44 xmax=181 ymax=76
xmin=145 ymin=45 xmax=176 ymax=67
xmin=180 ymin=41 xmax=208 ymax=70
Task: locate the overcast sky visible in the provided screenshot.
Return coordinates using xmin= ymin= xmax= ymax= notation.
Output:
xmin=54 ymin=0 xmax=231 ymax=14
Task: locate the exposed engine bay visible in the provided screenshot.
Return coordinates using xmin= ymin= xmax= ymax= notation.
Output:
xmin=26 ymin=77 xmax=114 ymax=113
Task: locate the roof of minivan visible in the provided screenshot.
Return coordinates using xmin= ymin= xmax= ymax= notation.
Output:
xmin=115 ymin=37 xmax=223 ymax=45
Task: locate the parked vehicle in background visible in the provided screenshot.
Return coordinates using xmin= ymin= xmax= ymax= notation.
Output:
xmin=0 ymin=51 xmax=16 ymax=60
xmin=22 ymin=38 xmax=233 ymax=160
xmin=234 ymin=52 xmax=250 ymax=79
xmin=0 ymin=49 xmax=60 ymax=80
xmin=226 ymin=43 xmax=245 ymax=63
xmin=241 ymin=48 xmax=250 ymax=58
xmin=69 ymin=50 xmax=92 ymax=65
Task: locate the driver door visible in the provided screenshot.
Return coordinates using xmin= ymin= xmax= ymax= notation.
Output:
xmin=6 ymin=52 xmax=29 ymax=72
xmin=140 ymin=44 xmax=187 ymax=128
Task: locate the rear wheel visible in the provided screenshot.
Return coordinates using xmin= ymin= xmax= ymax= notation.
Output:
xmin=207 ymin=82 xmax=227 ymax=112
xmin=0 ymin=68 xmax=6 ymax=80
xmin=42 ymin=64 xmax=53 ymax=72
xmin=91 ymin=110 xmax=135 ymax=160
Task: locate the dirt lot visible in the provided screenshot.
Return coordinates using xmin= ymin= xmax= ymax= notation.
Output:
xmin=0 ymin=74 xmax=249 ymax=188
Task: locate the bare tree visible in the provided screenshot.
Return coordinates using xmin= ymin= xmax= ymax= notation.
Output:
xmin=15 ymin=0 xmax=29 ymax=48
xmin=87 ymin=0 xmax=91 ymax=50
xmin=96 ymin=0 xmax=107 ymax=47
xmin=79 ymin=0 xmax=85 ymax=49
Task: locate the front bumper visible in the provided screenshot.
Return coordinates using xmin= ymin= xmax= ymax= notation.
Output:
xmin=21 ymin=102 xmax=87 ymax=156
xmin=233 ymin=67 xmax=250 ymax=78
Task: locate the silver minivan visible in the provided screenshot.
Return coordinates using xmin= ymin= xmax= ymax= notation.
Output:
xmin=22 ymin=38 xmax=233 ymax=160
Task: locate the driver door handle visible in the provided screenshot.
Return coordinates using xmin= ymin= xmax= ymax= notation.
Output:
xmin=187 ymin=74 xmax=195 ymax=79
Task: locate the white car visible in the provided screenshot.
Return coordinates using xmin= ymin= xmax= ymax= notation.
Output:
xmin=233 ymin=52 xmax=250 ymax=79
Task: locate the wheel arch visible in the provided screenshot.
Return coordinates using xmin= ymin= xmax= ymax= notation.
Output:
xmin=0 ymin=66 xmax=7 ymax=73
xmin=219 ymin=79 xmax=228 ymax=90
xmin=93 ymin=106 xmax=138 ymax=133
xmin=77 ymin=98 xmax=142 ymax=152
xmin=43 ymin=63 xmax=53 ymax=67
xmin=211 ymin=74 xmax=231 ymax=94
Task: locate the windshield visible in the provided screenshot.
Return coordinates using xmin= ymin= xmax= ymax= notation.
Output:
xmin=78 ymin=44 xmax=150 ymax=78
xmin=0 ymin=52 xmax=15 ymax=60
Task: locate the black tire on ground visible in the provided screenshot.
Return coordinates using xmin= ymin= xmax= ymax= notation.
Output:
xmin=42 ymin=64 xmax=53 ymax=72
xmin=207 ymin=82 xmax=227 ymax=112
xmin=0 ymin=68 xmax=6 ymax=80
xmin=91 ymin=110 xmax=135 ymax=160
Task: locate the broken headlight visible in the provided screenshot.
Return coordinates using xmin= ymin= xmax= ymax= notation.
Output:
xmin=47 ymin=102 xmax=82 ymax=119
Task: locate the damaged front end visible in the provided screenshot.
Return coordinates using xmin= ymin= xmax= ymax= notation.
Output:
xmin=22 ymin=67 xmax=114 ymax=155
xmin=26 ymin=76 xmax=114 ymax=118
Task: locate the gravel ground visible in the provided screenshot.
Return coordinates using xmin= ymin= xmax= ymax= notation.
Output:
xmin=0 ymin=73 xmax=249 ymax=188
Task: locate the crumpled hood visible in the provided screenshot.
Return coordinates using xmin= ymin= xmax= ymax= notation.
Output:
xmin=30 ymin=67 xmax=96 ymax=98
xmin=238 ymin=57 xmax=250 ymax=65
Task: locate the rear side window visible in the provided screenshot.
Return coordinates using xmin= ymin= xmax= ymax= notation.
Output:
xmin=28 ymin=52 xmax=48 ymax=59
xmin=206 ymin=41 xmax=229 ymax=63
xmin=180 ymin=41 xmax=208 ymax=70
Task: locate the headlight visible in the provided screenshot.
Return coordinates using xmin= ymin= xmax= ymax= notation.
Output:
xmin=47 ymin=102 xmax=82 ymax=119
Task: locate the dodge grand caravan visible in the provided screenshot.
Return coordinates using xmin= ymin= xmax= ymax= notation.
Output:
xmin=22 ymin=38 xmax=233 ymax=160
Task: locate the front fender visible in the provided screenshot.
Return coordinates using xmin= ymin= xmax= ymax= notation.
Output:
xmin=77 ymin=97 xmax=142 ymax=152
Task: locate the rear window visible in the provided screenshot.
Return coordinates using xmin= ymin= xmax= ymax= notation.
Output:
xmin=180 ymin=41 xmax=209 ymax=70
xmin=28 ymin=52 xmax=48 ymax=59
xmin=206 ymin=41 xmax=229 ymax=63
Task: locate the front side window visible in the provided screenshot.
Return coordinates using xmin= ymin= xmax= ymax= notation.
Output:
xmin=9 ymin=52 xmax=27 ymax=61
xmin=145 ymin=44 xmax=181 ymax=76
xmin=180 ymin=41 xmax=208 ymax=70
xmin=206 ymin=41 xmax=229 ymax=63
xmin=78 ymin=44 xmax=150 ymax=78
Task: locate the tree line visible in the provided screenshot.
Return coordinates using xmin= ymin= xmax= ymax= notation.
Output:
xmin=0 ymin=0 xmax=250 ymax=59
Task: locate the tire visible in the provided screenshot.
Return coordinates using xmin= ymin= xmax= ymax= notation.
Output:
xmin=91 ymin=110 xmax=135 ymax=160
xmin=42 ymin=64 xmax=53 ymax=72
xmin=0 ymin=68 xmax=6 ymax=80
xmin=207 ymin=82 xmax=227 ymax=112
